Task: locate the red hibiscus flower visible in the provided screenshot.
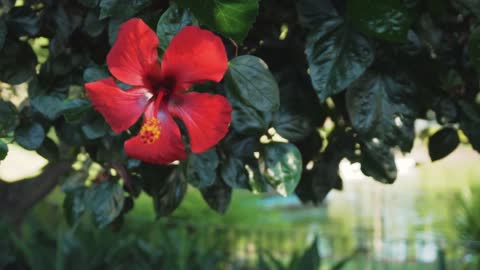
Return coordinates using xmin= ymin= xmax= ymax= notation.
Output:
xmin=84 ymin=18 xmax=232 ymax=165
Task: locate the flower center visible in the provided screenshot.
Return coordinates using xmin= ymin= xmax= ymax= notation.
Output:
xmin=139 ymin=118 xmax=161 ymax=144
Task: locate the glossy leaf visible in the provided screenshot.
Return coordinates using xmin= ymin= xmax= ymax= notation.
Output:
xmin=346 ymin=72 xmax=418 ymax=152
xmin=99 ymin=0 xmax=152 ymax=19
xmin=297 ymin=237 xmax=321 ymax=270
xmin=347 ymin=0 xmax=412 ymax=42
xmin=62 ymin=99 xmax=92 ymax=123
xmin=177 ymin=0 xmax=259 ymax=44
xmin=220 ymin=156 xmax=249 ymax=189
xmin=6 ymin=6 xmax=39 ymax=36
xmin=31 ymin=95 xmax=65 ymax=120
xmin=36 ymin=137 xmax=60 ymax=162
xmin=272 ymin=110 xmax=312 ymax=142
xmin=84 ymin=181 xmax=125 ymax=228
xmin=185 ymin=149 xmax=219 ymax=188
xmin=156 ymin=4 xmax=193 ymax=51
xmin=299 ymin=0 xmax=374 ymax=101
xmin=152 ymin=169 xmax=188 ymax=217
xmin=428 ymin=127 xmax=460 ymax=161
xmin=15 ymin=122 xmax=45 ymax=150
xmin=0 ymin=140 xmax=7 ymax=161
xmin=0 ymin=19 xmax=6 ymax=50
xmin=0 ymin=40 xmax=37 ymax=85
xmin=0 ymin=100 xmax=18 ymax=136
xmin=81 ymin=118 xmax=109 ymax=140
xmin=259 ymin=143 xmax=302 ymax=196
xmin=459 ymin=101 xmax=480 ymax=153
xmin=200 ymin=178 xmax=232 ymax=214
xmin=229 ymin=98 xmax=272 ymax=135
xmin=226 ymin=55 xmax=280 ymax=112
xmin=360 ymin=140 xmax=397 ymax=184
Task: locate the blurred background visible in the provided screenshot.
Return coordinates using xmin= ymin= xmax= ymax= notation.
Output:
xmin=2 ymin=129 xmax=480 ymax=270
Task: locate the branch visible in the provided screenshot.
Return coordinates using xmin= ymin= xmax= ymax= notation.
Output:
xmin=0 ymin=161 xmax=72 ymax=227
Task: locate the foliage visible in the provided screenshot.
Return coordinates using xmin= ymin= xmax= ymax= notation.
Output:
xmin=0 ymin=0 xmax=480 ymax=228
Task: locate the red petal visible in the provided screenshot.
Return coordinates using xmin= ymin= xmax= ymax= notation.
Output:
xmin=168 ymin=92 xmax=232 ymax=153
xmin=107 ymin=18 xmax=160 ymax=87
xmin=161 ymin=26 xmax=228 ymax=92
xmin=85 ymin=78 xmax=152 ymax=133
xmin=124 ymin=103 xmax=186 ymax=164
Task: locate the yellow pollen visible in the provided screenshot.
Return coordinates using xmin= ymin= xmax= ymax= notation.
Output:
xmin=139 ymin=118 xmax=161 ymax=144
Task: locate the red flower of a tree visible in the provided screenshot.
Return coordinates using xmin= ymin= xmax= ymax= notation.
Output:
xmin=85 ymin=18 xmax=232 ymax=165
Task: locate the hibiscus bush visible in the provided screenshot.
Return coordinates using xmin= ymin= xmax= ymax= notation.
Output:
xmin=1 ymin=0 xmax=480 ymax=226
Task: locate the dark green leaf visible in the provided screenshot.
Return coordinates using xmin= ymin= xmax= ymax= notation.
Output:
xmin=62 ymin=99 xmax=92 ymax=123
xmin=108 ymin=18 xmax=126 ymax=45
xmin=0 ymin=19 xmax=7 ymax=50
xmin=469 ymin=26 xmax=480 ymax=72
xmin=272 ymin=110 xmax=312 ymax=142
xmin=15 ymin=122 xmax=45 ymax=150
xmin=226 ymin=55 xmax=280 ymax=112
xmin=0 ymin=40 xmax=37 ymax=85
xmin=299 ymin=0 xmax=374 ymax=101
xmin=152 ymin=169 xmax=187 ymax=217
xmin=84 ymin=181 xmax=125 ymax=228
xmin=245 ymin=161 xmax=270 ymax=193
xmin=296 ymin=158 xmax=343 ymax=204
xmin=0 ymin=140 xmax=7 ymax=160
xmin=82 ymin=10 xmax=106 ymax=37
xmin=156 ymin=3 xmax=193 ymax=51
xmin=77 ymin=0 xmax=100 ymax=8
xmin=346 ymin=72 xmax=418 ymax=152
xmin=347 ymin=0 xmax=411 ymax=42
xmin=63 ymin=191 xmax=86 ymax=226
xmin=200 ymin=178 xmax=232 ymax=214
xmin=185 ymin=149 xmax=219 ymax=188
xmin=177 ymin=0 xmax=259 ymax=44
xmin=36 ymin=137 xmax=60 ymax=161
xmin=31 ymin=95 xmax=65 ymax=120
xmin=459 ymin=101 xmax=480 ymax=153
xmin=259 ymin=143 xmax=302 ymax=196
xmin=99 ymin=0 xmax=152 ymax=19
xmin=81 ymin=117 xmax=109 ymax=140
xmin=220 ymin=156 xmax=249 ymax=189
xmin=6 ymin=6 xmax=39 ymax=36
xmin=297 ymin=237 xmax=320 ymax=270
xmin=360 ymin=140 xmax=397 ymax=183
xmin=230 ymin=99 xmax=272 ymax=135
xmin=0 ymin=100 xmax=18 ymax=136
xmin=83 ymin=66 xmax=110 ymax=83
xmin=428 ymin=127 xmax=459 ymax=161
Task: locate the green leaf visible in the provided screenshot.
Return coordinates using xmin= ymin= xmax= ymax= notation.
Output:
xmin=31 ymin=95 xmax=65 ymax=120
xmin=82 ymin=10 xmax=106 ymax=37
xmin=469 ymin=26 xmax=480 ymax=72
xmin=83 ymin=66 xmax=110 ymax=83
xmin=347 ymin=0 xmax=411 ymax=42
xmin=0 ymin=40 xmax=37 ymax=85
xmin=6 ymin=6 xmax=40 ymax=37
xmin=200 ymin=178 xmax=232 ymax=214
xmin=346 ymin=72 xmax=418 ymax=152
xmin=81 ymin=117 xmax=109 ymax=140
xmin=99 ymin=0 xmax=152 ymax=19
xmin=259 ymin=143 xmax=302 ymax=196
xmin=428 ymin=128 xmax=459 ymax=161
xmin=62 ymin=99 xmax=92 ymax=123
xmin=230 ymin=98 xmax=272 ymax=135
xmin=225 ymin=55 xmax=280 ymax=112
xmin=459 ymin=101 xmax=480 ymax=153
xmin=220 ymin=156 xmax=249 ymax=189
xmin=15 ymin=122 xmax=45 ymax=150
xmin=84 ymin=181 xmax=124 ymax=228
xmin=360 ymin=140 xmax=397 ymax=183
xmin=0 ymin=19 xmax=7 ymax=50
xmin=0 ymin=100 xmax=18 ymax=136
xmin=37 ymin=137 xmax=60 ymax=161
xmin=185 ymin=149 xmax=219 ymax=188
xmin=272 ymin=110 xmax=312 ymax=142
xmin=177 ymin=0 xmax=259 ymax=44
xmin=0 ymin=140 xmax=7 ymax=161
xmin=297 ymin=237 xmax=321 ymax=270
xmin=78 ymin=0 xmax=100 ymax=8
xmin=152 ymin=169 xmax=188 ymax=217
xmin=298 ymin=0 xmax=374 ymax=101
xmin=156 ymin=4 xmax=193 ymax=51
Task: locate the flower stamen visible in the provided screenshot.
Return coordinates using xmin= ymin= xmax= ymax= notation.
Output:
xmin=140 ymin=118 xmax=161 ymax=144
